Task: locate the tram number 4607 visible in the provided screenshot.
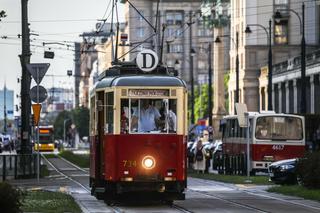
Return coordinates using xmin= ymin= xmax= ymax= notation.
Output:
xmin=272 ymin=144 xmax=285 ymax=150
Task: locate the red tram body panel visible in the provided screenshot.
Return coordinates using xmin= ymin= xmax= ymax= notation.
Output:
xmin=102 ymin=135 xmax=186 ymax=182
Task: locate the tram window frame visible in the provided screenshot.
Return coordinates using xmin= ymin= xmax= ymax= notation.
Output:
xmin=90 ymin=96 xmax=95 ymax=135
xmin=105 ymin=92 xmax=114 ymax=134
xmin=120 ymin=98 xmax=177 ymax=134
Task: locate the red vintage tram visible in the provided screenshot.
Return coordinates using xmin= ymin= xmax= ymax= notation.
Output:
xmin=221 ymin=111 xmax=305 ymax=174
xmin=89 ymin=62 xmax=187 ymax=203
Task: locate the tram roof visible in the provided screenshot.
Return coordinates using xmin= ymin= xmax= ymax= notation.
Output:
xmin=94 ymin=75 xmax=186 ymax=90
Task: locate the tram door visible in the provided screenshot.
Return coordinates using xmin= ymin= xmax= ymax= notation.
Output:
xmin=96 ymin=92 xmax=105 ymax=181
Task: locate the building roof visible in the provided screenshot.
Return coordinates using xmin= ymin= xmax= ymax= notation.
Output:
xmin=94 ymin=75 xmax=186 ymax=91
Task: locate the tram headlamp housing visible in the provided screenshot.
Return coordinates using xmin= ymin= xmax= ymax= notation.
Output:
xmin=142 ymin=156 xmax=155 ymax=169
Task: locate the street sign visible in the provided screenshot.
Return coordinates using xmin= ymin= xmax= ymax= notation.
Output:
xmin=26 ymin=63 xmax=50 ymax=84
xmin=30 ymin=85 xmax=48 ymax=103
xmin=235 ymin=103 xmax=248 ymax=127
xmin=120 ymin=33 xmax=128 ymax=42
xmin=32 ymin=104 xmax=41 ymax=127
xmin=136 ymin=49 xmax=159 ymax=72
xmin=44 ymin=51 xmax=54 ymax=59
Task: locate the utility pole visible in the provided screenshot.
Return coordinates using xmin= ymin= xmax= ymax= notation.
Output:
xmin=268 ymin=19 xmax=273 ymax=111
xmin=3 ymin=83 xmax=7 ymax=134
xmin=208 ymin=43 xmax=213 ymax=141
xmin=189 ymin=11 xmax=195 ymax=125
xmin=300 ymin=3 xmax=306 ymax=113
xmin=19 ymin=0 xmax=31 ymax=154
xmin=235 ymin=31 xmax=239 ymax=104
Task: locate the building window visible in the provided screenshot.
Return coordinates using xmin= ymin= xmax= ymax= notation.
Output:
xmin=170 ymin=44 xmax=183 ymax=53
xmin=137 ymin=27 xmax=145 ymax=38
xmin=166 ymin=11 xmax=183 ymax=25
xmin=241 ymin=53 xmax=244 ymax=69
xmin=138 ymin=11 xmax=144 ymax=22
xmin=274 ymin=20 xmax=288 ymax=44
xmin=198 ymin=60 xmax=207 ymax=70
xmin=274 ymin=0 xmax=289 ymax=15
xmin=167 ymin=60 xmax=174 ymax=67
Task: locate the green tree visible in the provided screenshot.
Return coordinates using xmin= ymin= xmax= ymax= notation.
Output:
xmin=224 ymin=72 xmax=230 ymax=114
xmin=53 ymin=111 xmax=72 ymax=139
xmin=194 ymin=84 xmax=210 ymax=122
xmin=71 ymin=106 xmax=89 ymax=138
xmin=53 ymin=106 xmax=89 ymax=139
xmin=0 ymin=10 xmax=7 ymax=22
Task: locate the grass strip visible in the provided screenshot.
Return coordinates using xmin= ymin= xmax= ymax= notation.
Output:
xmin=188 ymin=171 xmax=271 ymax=185
xmin=58 ymin=150 xmax=89 ymax=168
xmin=43 ymin=153 xmax=57 ymax=159
xmin=22 ymin=190 xmax=81 ymax=213
xmin=267 ymin=185 xmax=320 ymax=202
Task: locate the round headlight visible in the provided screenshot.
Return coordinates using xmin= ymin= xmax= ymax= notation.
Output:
xmin=142 ymin=156 xmax=155 ymax=169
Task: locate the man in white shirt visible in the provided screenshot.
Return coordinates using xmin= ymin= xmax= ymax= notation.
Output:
xmin=132 ymin=100 xmax=161 ymax=132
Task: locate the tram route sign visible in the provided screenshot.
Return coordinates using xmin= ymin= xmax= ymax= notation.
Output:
xmin=136 ymin=49 xmax=159 ymax=72
xmin=235 ymin=103 xmax=248 ymax=127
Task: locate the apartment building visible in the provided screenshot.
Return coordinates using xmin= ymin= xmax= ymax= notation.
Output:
xmin=109 ymin=0 xmax=214 ymax=86
xmin=229 ymin=0 xmax=319 ymax=113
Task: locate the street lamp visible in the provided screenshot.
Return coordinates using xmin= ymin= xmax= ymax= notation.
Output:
xmin=215 ymin=32 xmax=239 ymax=112
xmin=274 ymin=3 xmax=306 ymax=113
xmin=190 ymin=48 xmax=196 ymax=125
xmin=245 ymin=19 xmax=273 ymax=111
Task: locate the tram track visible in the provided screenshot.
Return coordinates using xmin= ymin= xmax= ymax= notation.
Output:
xmin=41 ymin=154 xmax=90 ymax=193
xmin=188 ymin=177 xmax=320 ymax=212
xmin=189 ymin=189 xmax=269 ymax=213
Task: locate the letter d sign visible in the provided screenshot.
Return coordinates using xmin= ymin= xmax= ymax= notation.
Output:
xmin=136 ymin=49 xmax=159 ymax=72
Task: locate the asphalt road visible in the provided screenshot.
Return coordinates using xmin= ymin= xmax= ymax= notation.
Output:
xmin=9 ymin=155 xmax=320 ymax=213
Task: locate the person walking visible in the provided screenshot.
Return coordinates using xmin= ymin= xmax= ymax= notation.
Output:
xmin=193 ymin=139 xmax=206 ymax=174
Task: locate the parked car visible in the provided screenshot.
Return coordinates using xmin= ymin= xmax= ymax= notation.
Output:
xmin=268 ymin=158 xmax=298 ymax=185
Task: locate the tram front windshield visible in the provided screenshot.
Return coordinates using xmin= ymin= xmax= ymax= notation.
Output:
xmin=255 ymin=116 xmax=303 ymax=140
xmin=121 ymin=99 xmax=177 ymax=134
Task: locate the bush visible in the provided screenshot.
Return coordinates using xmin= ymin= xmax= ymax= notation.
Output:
xmin=0 ymin=182 xmax=24 ymax=213
xmin=297 ymin=151 xmax=320 ymax=189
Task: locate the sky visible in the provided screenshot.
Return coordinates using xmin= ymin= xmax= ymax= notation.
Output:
xmin=0 ymin=0 xmax=122 ymax=109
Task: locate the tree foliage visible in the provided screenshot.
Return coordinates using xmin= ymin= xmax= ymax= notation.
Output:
xmin=224 ymin=72 xmax=230 ymax=114
xmin=71 ymin=106 xmax=89 ymax=138
xmin=0 ymin=182 xmax=24 ymax=213
xmin=0 ymin=10 xmax=7 ymax=21
xmin=194 ymin=84 xmax=210 ymax=122
xmin=53 ymin=111 xmax=72 ymax=139
xmin=53 ymin=106 xmax=89 ymax=139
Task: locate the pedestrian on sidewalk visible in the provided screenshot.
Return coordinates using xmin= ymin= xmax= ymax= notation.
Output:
xmin=193 ymin=139 xmax=206 ymax=174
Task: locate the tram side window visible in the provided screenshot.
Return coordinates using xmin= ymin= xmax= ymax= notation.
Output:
xmin=120 ymin=99 xmax=129 ymax=133
xmin=105 ymin=92 xmax=114 ymax=134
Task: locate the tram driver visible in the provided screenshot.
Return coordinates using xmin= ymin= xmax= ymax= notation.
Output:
xmin=131 ymin=99 xmax=161 ymax=132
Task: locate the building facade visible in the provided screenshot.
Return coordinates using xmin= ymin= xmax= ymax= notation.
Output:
xmin=0 ymin=86 xmax=14 ymax=120
xmin=260 ymin=49 xmax=320 ymax=114
xmin=229 ymin=0 xmax=320 ymax=113
xmin=96 ymin=0 xmax=214 ymax=87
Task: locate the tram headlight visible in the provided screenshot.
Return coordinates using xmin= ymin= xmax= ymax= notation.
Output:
xmin=142 ymin=156 xmax=155 ymax=169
